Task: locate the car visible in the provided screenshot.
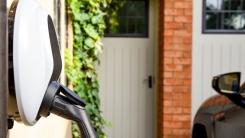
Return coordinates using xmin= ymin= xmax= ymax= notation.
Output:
xmin=192 ymin=72 xmax=245 ymax=138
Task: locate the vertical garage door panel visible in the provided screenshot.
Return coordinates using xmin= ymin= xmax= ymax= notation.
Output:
xmin=221 ymin=44 xmax=231 ymax=73
xmin=230 ymin=45 xmax=241 ymax=71
xmin=121 ymin=47 xmax=131 ymax=138
xmin=113 ymin=46 xmax=123 ymax=138
xmin=211 ymin=45 xmax=221 ymax=95
xmin=98 ymin=47 xmax=107 ymax=121
xmin=105 ymin=46 xmax=115 ymax=137
xmin=145 ymin=47 xmax=154 ymax=138
xmin=139 ymin=47 xmax=148 ymax=138
xmin=130 ymin=47 xmax=140 ymax=138
xmin=202 ymin=45 xmax=213 ymax=101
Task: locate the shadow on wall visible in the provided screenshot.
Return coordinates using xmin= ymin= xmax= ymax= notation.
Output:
xmin=8 ymin=115 xmax=72 ymax=138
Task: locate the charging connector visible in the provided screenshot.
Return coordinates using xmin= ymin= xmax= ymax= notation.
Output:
xmin=39 ymin=81 xmax=97 ymax=138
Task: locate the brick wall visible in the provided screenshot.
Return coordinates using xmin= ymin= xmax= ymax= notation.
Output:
xmin=158 ymin=0 xmax=192 ymax=138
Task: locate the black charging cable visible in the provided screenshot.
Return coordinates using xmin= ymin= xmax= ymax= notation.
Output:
xmin=39 ymin=81 xmax=97 ymax=138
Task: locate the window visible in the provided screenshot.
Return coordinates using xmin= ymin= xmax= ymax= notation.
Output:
xmin=203 ymin=0 xmax=245 ymax=33
xmin=104 ymin=0 xmax=149 ymax=37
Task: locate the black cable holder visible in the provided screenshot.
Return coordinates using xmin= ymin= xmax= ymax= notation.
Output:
xmin=39 ymin=81 xmax=97 ymax=138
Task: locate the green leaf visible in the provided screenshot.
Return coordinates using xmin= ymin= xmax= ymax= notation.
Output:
xmin=83 ymin=24 xmax=99 ymax=39
xmin=84 ymin=37 xmax=95 ymax=48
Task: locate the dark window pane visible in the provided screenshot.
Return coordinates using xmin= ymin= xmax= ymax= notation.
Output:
xmin=104 ymin=0 xmax=148 ymax=37
xmin=221 ymin=0 xmax=242 ymax=10
xmin=242 ymin=0 xmax=245 ymax=10
xmin=206 ymin=0 xmax=222 ymax=10
xmin=223 ymin=12 xmax=231 ymax=29
xmin=118 ymin=18 xmax=127 ymax=33
xmin=137 ymin=18 xmax=145 ymax=34
xmin=127 ymin=1 xmax=145 ymax=16
xmin=118 ymin=1 xmax=127 ymax=16
xmin=221 ymin=0 xmax=230 ymax=10
xmin=231 ymin=0 xmax=242 ymax=10
xmin=206 ymin=12 xmax=219 ymax=29
xmin=128 ymin=18 xmax=136 ymax=33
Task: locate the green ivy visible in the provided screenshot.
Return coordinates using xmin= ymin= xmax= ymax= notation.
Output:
xmin=65 ymin=0 xmax=112 ymax=137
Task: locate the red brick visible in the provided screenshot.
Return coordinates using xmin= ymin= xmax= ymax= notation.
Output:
xmin=183 ymin=79 xmax=192 ymax=85
xmin=175 ymin=16 xmax=192 ymax=23
xmin=165 ymin=1 xmax=174 ymax=8
xmin=164 ymin=51 xmax=183 ymax=58
xmin=173 ymin=107 xmax=183 ymax=114
xmin=164 ymin=30 xmax=173 ymax=36
xmin=174 ymin=72 xmax=191 ymax=79
xmin=183 ymin=65 xmax=192 ymax=71
xmin=183 ymin=93 xmax=191 ymax=99
xmin=163 ymin=100 xmax=172 ymax=106
xmin=164 ymin=86 xmax=173 ymax=92
xmin=184 ymin=23 xmax=193 ymax=30
xmin=164 ymin=44 xmax=173 ymax=50
xmin=173 ymin=101 xmax=191 ymax=107
xmin=164 ymin=93 xmax=182 ymax=99
xmin=174 ymin=58 xmax=191 ymax=65
xmin=165 ymin=23 xmax=183 ymax=29
xmin=164 ymin=136 xmax=189 ymax=138
xmin=184 ymin=9 xmax=192 ymax=15
xmin=164 ymin=9 xmax=183 ymax=15
xmin=164 ymin=79 xmax=183 ymax=85
xmin=173 ymin=86 xmax=191 ymax=93
xmin=164 ymin=58 xmax=173 ymax=64
xmin=184 ymin=51 xmax=192 ymax=57
xmin=174 ymin=30 xmax=192 ymax=37
xmin=164 ymin=107 xmax=173 ymax=114
xmin=183 ymin=122 xmax=191 ymax=129
xmin=174 ymin=44 xmax=192 ymax=51
xmin=158 ymin=0 xmax=193 ymax=136
xmin=164 ymin=121 xmax=182 ymax=128
xmin=173 ymin=115 xmax=191 ymax=121
xmin=164 ymin=107 xmax=182 ymax=114
xmin=174 ymin=2 xmax=192 ymax=9
xmin=164 ymin=37 xmax=183 ymax=44
xmin=164 ymin=72 xmax=173 ymax=78
xmin=164 ymin=115 xmax=173 ymax=121
xmin=163 ymin=129 xmax=172 ymax=135
xmin=165 ymin=16 xmax=174 ymax=22
xmin=164 ymin=65 xmax=183 ymax=71
xmin=173 ymin=129 xmax=191 ymax=135
xmin=183 ymin=108 xmax=191 ymax=114
xmin=183 ymin=38 xmax=192 ymax=44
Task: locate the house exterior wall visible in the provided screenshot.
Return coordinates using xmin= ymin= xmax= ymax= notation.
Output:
xmin=158 ymin=0 xmax=193 ymax=137
xmin=192 ymin=0 xmax=245 ymax=123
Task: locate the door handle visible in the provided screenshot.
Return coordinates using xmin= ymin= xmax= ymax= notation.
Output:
xmin=143 ymin=76 xmax=153 ymax=88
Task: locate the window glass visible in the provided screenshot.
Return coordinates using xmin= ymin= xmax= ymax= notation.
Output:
xmin=203 ymin=0 xmax=245 ymax=33
xmin=104 ymin=0 xmax=148 ymax=37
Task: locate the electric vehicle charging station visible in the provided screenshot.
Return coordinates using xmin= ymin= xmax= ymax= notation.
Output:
xmin=7 ymin=0 xmax=97 ymax=137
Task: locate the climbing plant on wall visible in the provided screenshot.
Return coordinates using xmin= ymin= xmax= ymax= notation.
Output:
xmin=65 ymin=0 xmax=112 ymax=137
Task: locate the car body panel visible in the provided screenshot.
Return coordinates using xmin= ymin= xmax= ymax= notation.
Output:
xmin=193 ymin=92 xmax=245 ymax=138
